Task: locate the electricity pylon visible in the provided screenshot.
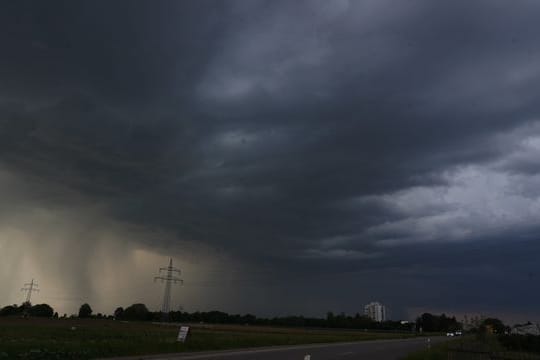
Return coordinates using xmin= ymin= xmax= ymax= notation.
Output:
xmin=154 ymin=258 xmax=182 ymax=321
xmin=21 ymin=279 xmax=39 ymax=304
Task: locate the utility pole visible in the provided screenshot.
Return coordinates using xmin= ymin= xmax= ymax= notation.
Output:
xmin=21 ymin=279 xmax=39 ymax=304
xmin=154 ymin=258 xmax=182 ymax=321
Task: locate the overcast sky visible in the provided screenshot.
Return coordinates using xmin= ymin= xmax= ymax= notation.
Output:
xmin=1 ymin=0 xmax=540 ymax=323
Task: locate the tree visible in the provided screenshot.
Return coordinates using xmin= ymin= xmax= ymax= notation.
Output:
xmin=481 ymin=318 xmax=506 ymax=334
xmin=78 ymin=303 xmax=93 ymax=318
xmin=20 ymin=301 xmax=32 ymax=316
xmin=114 ymin=307 xmax=124 ymax=320
xmin=123 ymin=304 xmax=150 ymax=321
xmin=29 ymin=304 xmax=54 ymax=317
xmin=417 ymin=313 xmax=437 ymax=332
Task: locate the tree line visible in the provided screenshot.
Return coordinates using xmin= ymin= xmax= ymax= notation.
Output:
xmin=0 ymin=301 xmax=415 ymax=331
xmin=0 ymin=302 xmax=55 ymax=318
xmin=415 ymin=312 xmax=462 ymax=332
xmin=6 ymin=301 xmax=518 ymax=336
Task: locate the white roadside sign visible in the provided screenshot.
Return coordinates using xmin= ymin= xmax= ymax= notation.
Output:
xmin=177 ymin=326 xmax=190 ymax=342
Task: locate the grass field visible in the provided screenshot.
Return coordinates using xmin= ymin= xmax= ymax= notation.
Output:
xmin=402 ymin=336 xmax=540 ymax=360
xmin=0 ymin=317 xmax=419 ymax=359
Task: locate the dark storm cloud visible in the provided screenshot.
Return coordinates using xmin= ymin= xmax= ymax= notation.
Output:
xmin=2 ymin=0 xmax=540 ymax=320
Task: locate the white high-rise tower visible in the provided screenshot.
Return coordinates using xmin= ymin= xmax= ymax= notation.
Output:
xmin=364 ymin=301 xmax=387 ymax=322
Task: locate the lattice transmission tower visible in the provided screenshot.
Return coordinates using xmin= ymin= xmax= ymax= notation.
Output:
xmin=21 ymin=279 xmax=39 ymax=304
xmin=154 ymin=258 xmax=183 ymax=321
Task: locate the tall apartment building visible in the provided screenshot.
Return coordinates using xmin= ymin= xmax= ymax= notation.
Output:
xmin=364 ymin=301 xmax=387 ymax=322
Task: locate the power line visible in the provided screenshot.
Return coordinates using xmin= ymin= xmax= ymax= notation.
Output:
xmin=21 ymin=279 xmax=39 ymax=304
xmin=154 ymin=258 xmax=183 ymax=321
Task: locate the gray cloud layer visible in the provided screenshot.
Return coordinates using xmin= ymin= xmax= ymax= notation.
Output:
xmin=1 ymin=0 xmax=540 ymax=321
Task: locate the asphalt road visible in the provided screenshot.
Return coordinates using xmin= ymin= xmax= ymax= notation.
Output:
xmin=110 ymin=337 xmax=447 ymax=360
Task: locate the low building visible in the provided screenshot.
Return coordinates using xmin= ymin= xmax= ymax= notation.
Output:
xmin=511 ymin=324 xmax=540 ymax=336
xmin=364 ymin=302 xmax=387 ymax=322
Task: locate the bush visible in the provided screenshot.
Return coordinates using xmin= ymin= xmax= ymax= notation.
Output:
xmin=499 ymin=334 xmax=540 ymax=354
xmin=0 ymin=305 xmax=20 ymax=316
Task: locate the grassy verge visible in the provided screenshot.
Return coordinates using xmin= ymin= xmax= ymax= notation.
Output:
xmin=402 ymin=336 xmax=540 ymax=360
xmin=401 ymin=341 xmax=450 ymax=360
xmin=0 ymin=318 xmax=418 ymax=359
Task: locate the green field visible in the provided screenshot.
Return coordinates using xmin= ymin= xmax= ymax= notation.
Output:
xmin=402 ymin=336 xmax=540 ymax=360
xmin=0 ymin=317 xmax=419 ymax=359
